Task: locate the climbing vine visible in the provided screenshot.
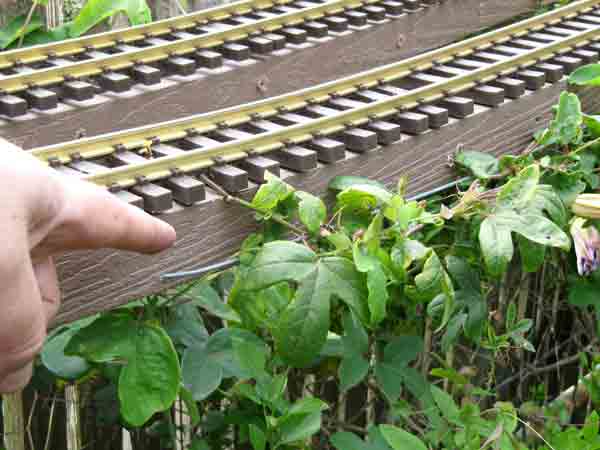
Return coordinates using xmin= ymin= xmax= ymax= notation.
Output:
xmin=23 ymin=65 xmax=600 ymax=449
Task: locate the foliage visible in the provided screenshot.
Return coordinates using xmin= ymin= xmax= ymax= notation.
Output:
xmin=30 ymin=68 xmax=600 ymax=447
xmin=0 ymin=0 xmax=152 ymax=49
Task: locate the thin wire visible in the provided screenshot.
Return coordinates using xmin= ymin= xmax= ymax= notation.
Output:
xmin=159 ymin=176 xmax=471 ymax=282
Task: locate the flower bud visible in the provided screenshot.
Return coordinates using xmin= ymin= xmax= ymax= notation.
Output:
xmin=572 ymin=194 xmax=600 ymax=219
xmin=570 ymin=217 xmax=600 ymax=276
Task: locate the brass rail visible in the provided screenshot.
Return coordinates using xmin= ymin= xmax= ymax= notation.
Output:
xmin=0 ymin=0 xmax=371 ymax=93
xmin=0 ymin=0 xmax=286 ymax=70
xmin=28 ymin=0 xmax=600 ymax=189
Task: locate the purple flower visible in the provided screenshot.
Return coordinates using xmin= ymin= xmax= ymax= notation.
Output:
xmin=571 ymin=218 xmax=600 ymax=276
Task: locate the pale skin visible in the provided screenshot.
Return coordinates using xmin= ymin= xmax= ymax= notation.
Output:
xmin=0 ymin=138 xmax=177 ymax=393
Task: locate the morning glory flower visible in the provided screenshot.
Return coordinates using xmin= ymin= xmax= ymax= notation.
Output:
xmin=570 ymin=217 xmax=600 ymax=276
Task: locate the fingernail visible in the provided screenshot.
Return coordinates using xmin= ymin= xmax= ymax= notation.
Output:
xmin=156 ymin=219 xmax=177 ymax=247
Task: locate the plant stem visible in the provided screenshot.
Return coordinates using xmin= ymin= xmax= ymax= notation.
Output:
xmin=43 ymin=393 xmax=57 ymax=450
xmin=572 ymin=136 xmax=600 ymax=156
xmin=18 ymin=2 xmax=38 ymax=48
xmin=173 ymin=0 xmax=187 ymax=14
xmin=200 ymin=175 xmax=306 ymax=235
xmin=421 ymin=316 xmax=433 ymax=376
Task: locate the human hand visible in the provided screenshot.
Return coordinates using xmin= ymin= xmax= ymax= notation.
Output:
xmin=0 ymin=138 xmax=176 ymax=393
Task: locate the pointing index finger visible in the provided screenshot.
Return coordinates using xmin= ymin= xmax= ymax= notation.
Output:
xmin=49 ymin=179 xmax=177 ymax=254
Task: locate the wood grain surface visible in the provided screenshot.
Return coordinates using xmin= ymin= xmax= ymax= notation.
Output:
xmin=1 ymin=0 xmax=546 ymax=149
xmin=53 ymin=80 xmax=600 ymax=325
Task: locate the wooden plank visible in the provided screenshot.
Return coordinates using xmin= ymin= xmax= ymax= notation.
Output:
xmin=53 ymin=80 xmax=600 ymax=325
xmin=2 ymin=0 xmax=545 ymax=149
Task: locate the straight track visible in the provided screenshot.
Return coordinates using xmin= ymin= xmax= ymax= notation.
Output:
xmin=28 ymin=0 xmax=600 ymax=215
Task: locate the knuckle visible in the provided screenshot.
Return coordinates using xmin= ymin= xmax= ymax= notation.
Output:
xmin=0 ymin=328 xmax=45 ymax=378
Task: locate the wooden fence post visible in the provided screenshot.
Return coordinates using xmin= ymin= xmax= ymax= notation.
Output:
xmin=65 ymin=385 xmax=81 ymax=450
xmin=2 ymin=391 xmax=26 ymax=450
xmin=44 ymin=0 xmax=64 ymax=29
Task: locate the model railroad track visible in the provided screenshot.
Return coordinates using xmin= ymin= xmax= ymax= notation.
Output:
xmin=29 ymin=0 xmax=600 ymax=214
xmin=0 ymin=0 xmax=437 ymax=118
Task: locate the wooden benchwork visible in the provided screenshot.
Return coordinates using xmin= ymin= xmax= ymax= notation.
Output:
xmin=2 ymin=0 xmax=552 ymax=150
xmin=53 ymin=80 xmax=600 ymax=325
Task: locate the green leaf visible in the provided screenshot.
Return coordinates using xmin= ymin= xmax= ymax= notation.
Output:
xmin=273 ymin=257 xmax=366 ymax=367
xmin=415 ymin=252 xmax=453 ymax=327
xmin=0 ymin=13 xmax=44 ymax=49
xmin=331 ymin=432 xmax=370 ymax=450
xmin=431 ymin=385 xmax=461 ymax=424
xmin=529 ymin=185 xmax=567 ymax=227
xmin=69 ymin=0 xmax=152 ymax=37
xmin=165 ymin=303 xmax=208 ymax=348
xmin=368 ymin=427 xmax=395 ymax=450
xmin=277 ymin=398 xmax=327 ymax=445
xmin=353 ymin=238 xmax=389 ymax=325
xmin=297 ymin=191 xmax=327 ymax=234
xmin=249 ymin=424 xmax=266 ymax=450
xmin=545 ymin=92 xmax=583 ymax=146
xmin=212 ymin=329 xmax=268 ymax=379
xmin=256 ymin=373 xmax=287 ymax=405
xmin=243 ymin=241 xmax=317 ymax=290
xmin=274 ymin=257 xmax=366 ymax=367
xmin=454 ymin=151 xmax=500 ymax=179
xmin=546 ymin=172 xmax=586 ymax=206
xmin=460 ymin=292 xmax=487 ymax=341
xmin=584 ymin=114 xmax=600 ymax=138
xmin=583 ymin=411 xmax=600 ymax=442
xmin=337 ymin=185 xmax=393 ymax=211
xmin=340 ymin=355 xmax=370 ymax=392
xmin=430 ymin=368 xmax=469 ymax=386
xmin=568 ymin=277 xmax=600 ymax=307
xmin=244 ymin=243 xmax=366 ymax=366
xmin=517 ymin=235 xmax=546 ymax=273
xmin=391 ymin=239 xmax=429 ymax=278
xmin=190 ymin=438 xmax=211 ymax=450
xmin=441 ymin=313 xmax=466 ymax=352
xmin=252 ymin=173 xmax=293 ymax=211
xmin=496 ymin=165 xmax=540 ymax=211
xmin=273 ymin=267 xmax=332 ymax=367
xmin=493 ymin=211 xmax=570 ymax=251
xmin=384 ymin=335 xmax=423 ymax=366
xmin=342 ymin=310 xmax=368 ymax=353
xmin=479 ymin=216 xmax=514 ymax=277
xmin=569 ymin=63 xmax=600 ymax=86
xmin=189 ymin=281 xmax=241 ymax=322
xmin=287 ymin=397 xmax=328 ymax=415
xmin=379 ymin=425 xmax=427 ymax=450
xmin=236 ymin=339 xmax=268 ymax=379
xmin=65 ymin=313 xmax=137 ymax=362
xmin=445 ymin=256 xmax=480 ymax=293
xmin=385 ymin=199 xmax=423 ymax=230
xmin=374 ymin=336 xmax=424 ymax=402
xmin=182 ymin=329 xmax=267 ymax=400
xmin=118 ymin=325 xmax=181 ymax=427
xmin=329 ymin=176 xmax=387 ymax=191
xmin=414 ymin=251 xmax=445 ymax=300
xmin=327 ymin=232 xmax=353 ymax=251
xmin=41 ymin=328 xmax=90 ymax=380
xmin=19 ymin=24 xmax=70 ymax=47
